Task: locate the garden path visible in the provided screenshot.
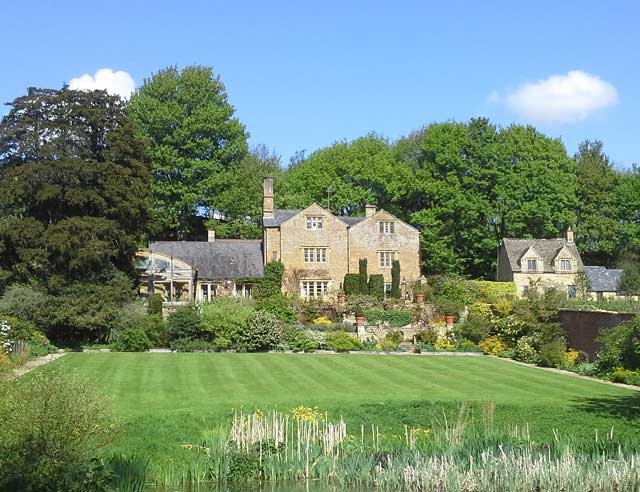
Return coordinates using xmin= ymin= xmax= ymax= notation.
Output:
xmin=9 ymin=352 xmax=66 ymax=380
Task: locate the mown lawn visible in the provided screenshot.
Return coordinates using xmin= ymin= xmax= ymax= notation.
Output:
xmin=45 ymin=353 xmax=640 ymax=466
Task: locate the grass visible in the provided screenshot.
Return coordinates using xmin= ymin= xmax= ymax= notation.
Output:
xmin=44 ymin=353 xmax=640 ymax=482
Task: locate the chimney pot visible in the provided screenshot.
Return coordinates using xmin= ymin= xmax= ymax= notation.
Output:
xmin=365 ymin=204 xmax=376 ymax=217
xmin=566 ymin=226 xmax=574 ymax=243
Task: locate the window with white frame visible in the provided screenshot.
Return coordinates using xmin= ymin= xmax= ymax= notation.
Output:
xmin=379 ymin=251 xmax=396 ymax=268
xmin=379 ymin=221 xmax=395 ymax=234
xmin=559 ymin=259 xmax=571 ymax=271
xmin=306 ymin=216 xmax=323 ymax=230
xmin=527 ymin=259 xmax=538 ymax=271
xmin=303 ymin=247 xmax=327 ymax=263
xmin=301 ymin=280 xmax=329 ymax=299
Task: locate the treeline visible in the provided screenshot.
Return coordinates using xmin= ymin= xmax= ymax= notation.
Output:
xmin=1 ymin=65 xmax=639 ymax=311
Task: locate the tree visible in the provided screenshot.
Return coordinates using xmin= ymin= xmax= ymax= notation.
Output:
xmin=368 ymin=274 xmax=384 ymax=300
xmin=574 ymin=140 xmax=623 ymax=266
xmin=129 ymin=66 xmax=249 ymax=239
xmin=619 ymin=254 xmax=640 ymax=295
xmin=358 ymin=259 xmax=368 ymax=294
xmin=391 ymin=260 xmax=401 ymax=298
xmin=0 ymin=87 xmax=151 ymax=286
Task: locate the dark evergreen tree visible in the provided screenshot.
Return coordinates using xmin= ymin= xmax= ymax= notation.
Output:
xmin=391 ymin=260 xmax=401 ymax=298
xmin=358 ymin=259 xmax=368 ymax=294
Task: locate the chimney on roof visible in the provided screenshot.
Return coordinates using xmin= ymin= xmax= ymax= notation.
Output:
xmin=263 ymin=176 xmax=274 ymax=219
xmin=365 ymin=204 xmax=376 ymax=217
xmin=208 ymin=229 xmax=215 ymax=242
xmin=566 ymin=226 xmax=574 ymax=243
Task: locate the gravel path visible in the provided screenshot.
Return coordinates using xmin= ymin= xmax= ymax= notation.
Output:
xmin=8 ymin=352 xmax=66 ymax=380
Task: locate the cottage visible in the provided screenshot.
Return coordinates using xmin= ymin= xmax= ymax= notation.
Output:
xmin=584 ymin=266 xmax=623 ymax=301
xmin=497 ymin=228 xmax=584 ymax=298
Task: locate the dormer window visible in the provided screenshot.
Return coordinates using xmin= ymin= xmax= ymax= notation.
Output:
xmin=559 ymin=259 xmax=571 ymax=271
xmin=527 ymin=259 xmax=538 ymax=271
xmin=379 ymin=221 xmax=395 ymax=234
xmin=306 ymin=216 xmax=323 ymax=230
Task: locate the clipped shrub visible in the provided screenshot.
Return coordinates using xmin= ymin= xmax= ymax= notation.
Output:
xmin=238 ymin=311 xmax=284 ymax=351
xmin=343 ymin=274 xmax=361 ymax=296
xmin=512 ymin=336 xmax=539 ymax=364
xmin=416 ymin=328 xmax=439 ymax=345
xmin=325 ymin=331 xmax=363 ymax=352
xmin=147 ymin=293 xmax=163 ymax=315
xmin=479 ymin=336 xmax=507 ymax=355
xmin=359 ymin=258 xmax=369 ymax=295
xmin=111 ymin=328 xmax=151 ymax=352
xmin=455 ymin=339 xmax=482 ymax=352
xmin=201 ymin=297 xmax=255 ymax=349
xmin=391 ymin=260 xmax=401 ymax=298
xmin=368 ymin=274 xmax=384 ymax=300
xmin=454 ymin=318 xmax=490 ymax=344
xmin=0 ymin=371 xmax=116 ymax=491
xmin=257 ymin=294 xmax=296 ymax=322
xmin=166 ymin=304 xmax=204 ymax=343
xmin=539 ymin=339 xmax=567 ymax=368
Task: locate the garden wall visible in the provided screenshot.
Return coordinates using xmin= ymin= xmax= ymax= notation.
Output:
xmin=559 ymin=309 xmax=635 ymax=360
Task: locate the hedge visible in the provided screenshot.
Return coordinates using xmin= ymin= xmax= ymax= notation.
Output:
xmin=343 ymin=274 xmax=361 ymax=295
xmin=368 ymin=274 xmax=384 ymax=300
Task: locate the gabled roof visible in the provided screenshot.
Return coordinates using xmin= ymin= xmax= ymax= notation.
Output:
xmin=263 ymin=208 xmax=366 ymax=228
xmin=150 ymin=240 xmax=264 ymax=280
xmin=502 ymin=238 xmax=583 ymax=273
xmin=585 ymin=266 xmax=622 ymax=292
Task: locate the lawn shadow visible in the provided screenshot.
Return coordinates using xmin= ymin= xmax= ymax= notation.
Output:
xmin=571 ymin=393 xmax=640 ymax=419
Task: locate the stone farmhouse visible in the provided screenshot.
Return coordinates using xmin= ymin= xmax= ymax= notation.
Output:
xmin=137 ymin=177 xmax=421 ymax=303
xmin=497 ymin=228 xmax=584 ymax=298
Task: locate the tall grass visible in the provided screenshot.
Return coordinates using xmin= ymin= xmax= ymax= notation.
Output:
xmin=146 ymin=404 xmax=640 ymax=491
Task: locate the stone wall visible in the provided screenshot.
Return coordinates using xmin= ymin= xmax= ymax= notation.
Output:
xmin=559 ymin=309 xmax=635 ymax=360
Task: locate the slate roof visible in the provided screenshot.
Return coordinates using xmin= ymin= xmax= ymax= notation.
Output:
xmin=150 ymin=240 xmax=264 ymax=280
xmin=585 ymin=266 xmax=622 ymax=292
xmin=502 ymin=238 xmax=584 ymax=273
xmin=263 ymin=208 xmax=366 ymax=227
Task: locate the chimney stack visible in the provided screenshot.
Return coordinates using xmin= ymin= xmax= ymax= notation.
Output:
xmin=365 ymin=204 xmax=376 ymax=218
xmin=566 ymin=226 xmax=574 ymax=243
xmin=208 ymin=229 xmax=216 ymax=242
xmin=263 ymin=176 xmax=274 ymax=219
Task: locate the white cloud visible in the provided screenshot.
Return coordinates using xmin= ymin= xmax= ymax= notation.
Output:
xmin=68 ymin=68 xmax=135 ymax=100
xmin=494 ymin=70 xmax=619 ymax=124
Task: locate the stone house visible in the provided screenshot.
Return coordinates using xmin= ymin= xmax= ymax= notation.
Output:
xmin=262 ymin=177 xmax=420 ymax=299
xmin=497 ymin=228 xmax=584 ymax=298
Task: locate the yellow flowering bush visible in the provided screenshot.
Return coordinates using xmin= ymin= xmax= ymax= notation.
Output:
xmin=312 ymin=316 xmax=332 ymax=325
xmin=479 ymin=336 xmax=507 ymax=355
xmin=468 ymin=302 xmax=493 ymax=321
xmin=290 ymin=405 xmax=323 ymax=423
xmin=564 ymin=349 xmax=580 ymax=367
xmin=434 ymin=336 xmax=455 ymax=351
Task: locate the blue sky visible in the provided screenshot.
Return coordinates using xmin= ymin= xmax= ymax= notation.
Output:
xmin=2 ymin=0 xmax=638 ymax=168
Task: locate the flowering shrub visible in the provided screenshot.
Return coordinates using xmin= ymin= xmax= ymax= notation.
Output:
xmin=434 ymin=336 xmax=455 ymax=351
xmin=491 ymin=315 xmax=526 ymax=345
xmin=313 ymin=316 xmax=332 ymax=325
xmin=468 ymin=302 xmax=493 ymax=321
xmin=512 ymin=336 xmax=539 ymax=364
xmin=564 ymin=349 xmax=581 ymax=367
xmin=610 ymin=367 xmax=640 ymax=386
xmin=325 ymin=331 xmax=363 ymax=352
xmin=479 ymin=336 xmax=507 ymax=355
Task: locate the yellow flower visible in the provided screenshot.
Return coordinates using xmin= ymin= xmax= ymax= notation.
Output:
xmin=290 ymin=405 xmax=323 ymax=422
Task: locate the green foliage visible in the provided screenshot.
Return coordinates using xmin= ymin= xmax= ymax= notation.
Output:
xmin=595 ymin=316 xmax=640 ymax=373
xmin=619 ymin=256 xmax=640 ymax=295
xmin=148 ymin=293 xmax=163 ymax=315
xmin=256 ymin=294 xmax=296 ymax=322
xmin=358 ymin=258 xmax=368 ymax=295
xmin=538 ymin=339 xmax=567 ymax=368
xmin=391 ymin=260 xmax=401 ymax=298
xmin=111 ymin=328 xmax=152 ymax=352
xmin=468 ymin=280 xmax=517 ymax=302
xmin=368 ymin=274 xmax=384 ymax=300
xmin=343 ymin=273 xmax=361 ymax=296
xmin=282 ymin=326 xmax=319 ymax=352
xmin=610 ymin=367 xmax=640 ymax=386
xmin=363 ymin=308 xmax=412 ymax=327
xmin=255 ymin=261 xmax=284 ymax=301
xmin=454 ymin=318 xmax=490 ymax=344
xmin=200 ymin=297 xmax=255 ymax=349
xmin=454 ymin=339 xmax=482 ymax=352
xmin=129 ymin=65 xmax=248 ymax=239
xmin=325 ymin=331 xmax=363 ymax=352
xmin=238 ymin=311 xmax=284 ymax=352
xmin=166 ymin=304 xmax=204 ymax=344
xmin=415 ymin=328 xmax=439 ymax=345
xmin=0 ymin=371 xmax=116 ymax=491
xmin=512 ymin=336 xmax=540 ymax=364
